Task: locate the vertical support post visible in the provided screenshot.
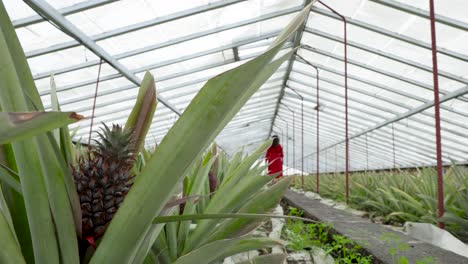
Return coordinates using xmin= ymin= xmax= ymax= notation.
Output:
xmin=392 ymin=124 xmax=396 ymax=170
xmin=301 ymin=97 xmax=304 ymax=188
xmin=365 ymin=133 xmax=369 ymax=171
xmin=293 ymin=112 xmax=296 ymax=172
xmin=316 ymin=68 xmax=320 ymax=193
xmin=295 ymin=53 xmax=320 ymax=193
xmin=278 ymin=116 xmax=289 ymax=168
xmin=286 ymin=87 xmax=304 ymax=186
xmin=318 ymin=0 xmax=348 ymax=204
xmin=429 ymin=0 xmax=444 ymax=229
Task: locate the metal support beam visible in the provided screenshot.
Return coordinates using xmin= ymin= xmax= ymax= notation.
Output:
xmin=281 ymin=89 xmax=468 ymax=156
xmin=276 ymin=107 xmax=451 ymax=163
xmin=294 ymin=58 xmax=468 ymax=118
xmin=311 ymin=84 xmax=468 ymax=156
xmin=290 ymin=70 xmax=468 ymax=134
xmin=47 ymin=42 xmax=289 ymax=120
xmin=25 ymin=0 xmax=247 ymax=58
xmin=428 ymin=0 xmax=445 ymax=229
xmin=304 ymin=27 xmax=468 ymax=85
xmin=32 ymin=5 xmax=301 ymax=78
xmin=39 ymin=31 xmax=284 ymax=96
xmin=369 ymin=0 xmax=468 ymax=32
xmin=310 ymin=6 xmax=468 ymax=62
xmin=13 ymin=0 xmax=117 ymax=28
xmin=269 ymin=0 xmax=313 ymax=138
xmin=25 ymin=0 xmax=182 ymax=115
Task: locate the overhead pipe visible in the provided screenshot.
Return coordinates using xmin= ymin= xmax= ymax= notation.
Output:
xmin=286 ymin=86 xmax=305 ymax=189
xmin=429 ymin=0 xmax=444 ymax=229
xmin=317 ymin=0 xmax=348 ymax=203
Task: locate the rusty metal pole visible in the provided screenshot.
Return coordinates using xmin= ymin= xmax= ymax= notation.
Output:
xmin=295 ymin=53 xmax=320 ymax=193
xmin=429 ymin=0 xmax=444 ymax=229
xmin=318 ymin=0 xmax=348 ymax=204
xmin=278 ymin=116 xmax=289 ymax=169
xmin=283 ymin=104 xmax=296 ymax=178
xmin=316 ymin=68 xmax=320 ymax=193
xmin=287 ymin=86 xmax=304 ymax=188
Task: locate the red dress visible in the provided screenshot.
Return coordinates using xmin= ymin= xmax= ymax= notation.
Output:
xmin=266 ymin=144 xmax=283 ymax=178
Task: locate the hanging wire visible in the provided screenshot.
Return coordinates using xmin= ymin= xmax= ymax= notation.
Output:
xmin=88 ymin=58 xmax=104 ymax=146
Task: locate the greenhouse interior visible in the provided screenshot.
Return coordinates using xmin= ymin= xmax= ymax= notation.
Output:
xmin=0 ymin=0 xmax=467 ymax=263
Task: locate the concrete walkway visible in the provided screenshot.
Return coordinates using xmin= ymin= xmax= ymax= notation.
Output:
xmin=283 ymin=190 xmax=468 ymax=264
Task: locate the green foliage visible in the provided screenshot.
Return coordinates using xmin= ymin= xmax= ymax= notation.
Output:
xmin=295 ymin=166 xmax=468 ymax=241
xmin=0 ymin=0 xmax=314 ymax=262
xmin=282 ymin=207 xmax=372 ymax=264
xmin=148 ymin=144 xmax=292 ymax=263
xmin=380 ymin=232 xmax=437 ymax=264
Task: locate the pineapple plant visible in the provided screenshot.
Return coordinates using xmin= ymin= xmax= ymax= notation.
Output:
xmin=0 ymin=0 xmax=312 ymax=262
xmin=71 ymin=124 xmax=135 ymax=244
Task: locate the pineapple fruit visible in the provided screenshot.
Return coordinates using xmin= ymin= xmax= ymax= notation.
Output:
xmin=71 ymin=124 xmax=135 ymax=243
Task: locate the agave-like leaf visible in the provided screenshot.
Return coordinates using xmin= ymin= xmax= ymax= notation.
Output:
xmin=50 ymin=75 xmax=76 ymax=164
xmin=184 ymin=142 xmax=274 ymax=252
xmin=0 ymin=2 xmax=81 ymax=262
xmin=0 ymin=112 xmax=83 ymax=145
xmin=0 ymin=164 xmax=21 ymax=194
xmin=125 ymin=71 xmax=157 ymax=152
xmin=173 ymin=237 xmax=282 ymax=264
xmin=0 ymin=208 xmax=25 ymax=263
xmin=205 ymin=178 xmax=292 ymax=242
xmin=153 ymin=213 xmax=313 ymax=224
xmin=90 ymin=1 xmax=313 ymax=260
xmin=0 ymin=144 xmax=33 ymax=262
xmin=0 ymin=3 xmax=60 ymax=262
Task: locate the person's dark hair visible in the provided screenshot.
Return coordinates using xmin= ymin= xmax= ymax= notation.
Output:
xmin=272 ymin=135 xmax=280 ymax=146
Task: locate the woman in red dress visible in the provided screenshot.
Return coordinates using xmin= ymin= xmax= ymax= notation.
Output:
xmin=265 ymin=135 xmax=284 ymax=179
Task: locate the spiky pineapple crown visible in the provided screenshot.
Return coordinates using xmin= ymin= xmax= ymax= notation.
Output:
xmin=93 ymin=123 xmax=134 ymax=162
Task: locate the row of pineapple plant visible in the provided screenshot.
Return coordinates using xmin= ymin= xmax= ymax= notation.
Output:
xmin=0 ymin=1 xmax=316 ymax=263
xmin=293 ymin=167 xmax=468 ymax=242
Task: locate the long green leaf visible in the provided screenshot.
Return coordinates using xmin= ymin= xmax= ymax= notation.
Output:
xmin=46 ymin=133 xmax=82 ymax=239
xmin=0 ymin=144 xmax=34 ymax=262
xmin=125 ymin=71 xmax=157 ymax=152
xmin=35 ymin=134 xmax=79 ymax=263
xmin=0 ymin=2 xmax=60 ymax=262
xmin=0 ymin=209 xmax=25 ymax=264
xmin=50 ymin=75 xmax=76 ymax=164
xmin=0 ymin=164 xmax=22 ymax=194
xmin=90 ymin=2 xmax=312 ymax=261
xmin=173 ymin=237 xmax=281 ymax=264
xmin=0 ymin=182 xmax=18 ymax=244
xmin=0 ymin=112 xmax=83 ymax=144
xmin=206 ymin=178 xmax=292 ymax=242
xmin=153 ymin=213 xmax=314 ymax=224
